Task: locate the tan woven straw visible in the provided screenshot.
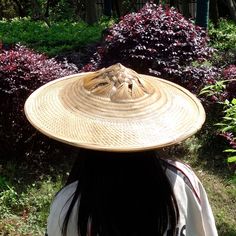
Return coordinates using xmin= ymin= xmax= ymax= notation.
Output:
xmin=24 ymin=63 xmax=205 ymax=152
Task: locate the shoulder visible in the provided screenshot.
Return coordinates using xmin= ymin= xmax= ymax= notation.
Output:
xmin=160 ymin=159 xmax=201 ymax=203
xmin=51 ymin=180 xmax=79 ymax=212
xmin=55 ymin=181 xmax=78 ymax=199
xmin=47 ymin=181 xmax=79 ymax=236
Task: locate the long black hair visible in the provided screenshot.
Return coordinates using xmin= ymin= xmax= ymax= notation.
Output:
xmin=62 ymin=149 xmax=179 ymax=236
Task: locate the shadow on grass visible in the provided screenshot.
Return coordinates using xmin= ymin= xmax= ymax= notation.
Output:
xmin=218 ymin=222 xmax=236 ymax=236
xmin=0 ymin=139 xmax=78 ymax=194
xmin=0 ymin=137 xmax=81 ymax=234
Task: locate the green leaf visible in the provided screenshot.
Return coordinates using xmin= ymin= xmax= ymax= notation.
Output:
xmin=227 ymin=156 xmax=236 ymax=163
xmin=224 ymin=149 xmax=236 ymax=153
xmin=232 ymin=98 xmax=236 ymax=105
xmin=221 ymin=126 xmax=234 ymax=132
xmin=222 ymin=117 xmax=234 ymax=120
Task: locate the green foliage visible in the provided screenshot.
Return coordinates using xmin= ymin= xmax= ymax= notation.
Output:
xmin=199 ymin=59 xmax=236 ymax=170
xmin=217 ymin=98 xmax=236 ymax=132
xmin=200 ymin=78 xmax=236 ymax=168
xmin=0 ymin=18 xmax=108 ymax=56
xmin=0 ymin=174 xmax=63 ymax=235
xmin=0 ymin=154 xmax=73 ymax=235
xmin=209 ymin=19 xmax=236 ymax=51
xmin=0 ymin=0 xmax=79 ymax=21
xmin=227 ymin=155 xmax=236 ymax=163
xmin=47 ymin=0 xmax=79 ymax=22
xmin=214 ymin=98 xmax=236 ymax=167
xmin=199 ymin=80 xmax=226 ymax=97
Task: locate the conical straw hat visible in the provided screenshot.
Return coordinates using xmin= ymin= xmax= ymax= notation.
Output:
xmin=24 ymin=63 xmax=205 ymax=152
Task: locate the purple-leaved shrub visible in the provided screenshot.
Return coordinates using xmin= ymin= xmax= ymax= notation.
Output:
xmin=0 ymin=44 xmax=78 ymax=159
xmin=180 ymin=65 xmax=220 ymax=94
xmin=83 ymin=2 xmax=216 ymax=93
xmin=223 ymin=65 xmax=236 ymax=100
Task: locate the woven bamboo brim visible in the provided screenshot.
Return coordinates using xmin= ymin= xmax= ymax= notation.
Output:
xmin=24 ymin=63 xmax=205 ymax=152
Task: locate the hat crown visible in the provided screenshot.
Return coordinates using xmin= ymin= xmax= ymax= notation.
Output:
xmin=83 ymin=63 xmax=153 ymax=102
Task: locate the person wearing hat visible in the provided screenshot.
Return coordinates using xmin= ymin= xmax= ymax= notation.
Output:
xmin=24 ymin=64 xmax=218 ymax=236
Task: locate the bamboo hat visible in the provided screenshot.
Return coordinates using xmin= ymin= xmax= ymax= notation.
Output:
xmin=24 ymin=63 xmax=205 ymax=152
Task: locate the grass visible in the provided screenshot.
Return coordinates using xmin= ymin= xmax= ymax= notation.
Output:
xmin=0 ymin=177 xmax=60 ymax=235
xmin=209 ymin=19 xmax=236 ymax=52
xmin=198 ymin=171 xmax=236 ymax=236
xmin=0 ymin=138 xmax=235 ymax=235
xmin=0 ymin=17 xmax=114 ymax=56
xmin=190 ymin=166 xmax=236 ymax=236
xmin=0 ymin=154 xmax=74 ymax=235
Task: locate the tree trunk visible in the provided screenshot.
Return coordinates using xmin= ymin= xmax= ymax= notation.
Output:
xmin=44 ymin=0 xmax=50 ymax=18
xmin=169 ymin=0 xmax=176 ymax=7
xmin=71 ymin=0 xmax=81 ymax=19
xmin=85 ymin=0 xmax=97 ymax=25
xmin=182 ymin=0 xmax=190 ymax=18
xmin=195 ymin=0 xmax=210 ymax=29
xmin=225 ymin=0 xmax=236 ymax=22
xmin=0 ymin=0 xmax=3 ymax=20
xmin=31 ymin=0 xmax=42 ymax=20
xmin=12 ymin=0 xmax=27 ymax=17
xmin=31 ymin=0 xmax=51 ymax=26
xmin=209 ymin=0 xmax=219 ymax=26
xmin=114 ymin=0 xmax=120 ymax=17
xmin=104 ymin=0 xmax=112 ymax=17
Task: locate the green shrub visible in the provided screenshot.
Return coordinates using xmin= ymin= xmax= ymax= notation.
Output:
xmin=209 ymin=19 xmax=236 ymax=52
xmin=0 ymin=175 xmax=63 ymax=235
xmin=200 ymin=65 xmax=236 ymax=171
xmin=217 ymin=99 xmax=236 ymax=169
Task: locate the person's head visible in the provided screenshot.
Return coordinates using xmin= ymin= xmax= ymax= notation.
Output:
xmin=64 ymin=149 xmax=178 ymax=236
xmin=24 ymin=63 xmax=206 ymax=236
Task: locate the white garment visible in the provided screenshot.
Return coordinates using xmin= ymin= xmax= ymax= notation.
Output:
xmin=47 ymin=160 xmax=218 ymax=236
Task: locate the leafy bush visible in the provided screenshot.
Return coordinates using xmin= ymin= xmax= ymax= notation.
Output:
xmin=224 ymin=65 xmax=236 ymax=100
xmin=208 ymin=20 xmax=236 ymax=72
xmin=0 ymin=18 xmax=110 ymax=56
xmin=0 ymin=175 xmax=63 ymax=235
xmin=0 ymin=44 xmax=78 ymax=159
xmin=216 ymin=99 xmax=236 ymax=169
xmin=218 ymin=66 xmax=236 ymax=168
xmin=201 ymin=65 xmax=236 ymax=101
xmin=209 ymin=19 xmax=236 ymax=52
xmin=84 ymin=2 xmax=215 ymax=93
xmin=179 ymin=65 xmax=220 ymax=94
xmin=199 ymin=65 xmax=236 ymax=169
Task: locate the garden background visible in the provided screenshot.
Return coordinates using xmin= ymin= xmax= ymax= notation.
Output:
xmin=0 ymin=0 xmax=236 ymax=235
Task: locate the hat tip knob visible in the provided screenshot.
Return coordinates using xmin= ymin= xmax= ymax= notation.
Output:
xmin=83 ymin=64 xmax=154 ymax=101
